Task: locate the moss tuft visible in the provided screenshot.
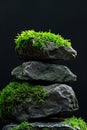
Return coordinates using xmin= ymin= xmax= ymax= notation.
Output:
xmin=61 ymin=116 xmax=87 ymax=130
xmin=0 ymin=82 xmax=47 ymax=120
xmin=15 ymin=30 xmax=71 ymax=53
xmin=11 ymin=121 xmax=33 ymax=130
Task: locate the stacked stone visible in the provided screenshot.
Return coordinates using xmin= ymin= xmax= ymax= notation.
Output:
xmin=2 ymin=34 xmax=79 ymax=130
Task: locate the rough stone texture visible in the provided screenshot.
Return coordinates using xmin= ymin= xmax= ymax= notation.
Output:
xmin=16 ymin=40 xmax=77 ymax=61
xmin=11 ymin=84 xmax=79 ymax=122
xmin=2 ymin=122 xmax=77 ymax=130
xmin=2 ymin=124 xmax=17 ymax=130
xmin=11 ymin=61 xmax=77 ymax=83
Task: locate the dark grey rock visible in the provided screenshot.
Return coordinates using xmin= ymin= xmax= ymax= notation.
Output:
xmin=11 ymin=84 xmax=79 ymax=122
xmin=16 ymin=40 xmax=77 ymax=61
xmin=11 ymin=61 xmax=77 ymax=83
xmin=2 ymin=124 xmax=17 ymax=130
xmin=2 ymin=122 xmax=77 ymax=130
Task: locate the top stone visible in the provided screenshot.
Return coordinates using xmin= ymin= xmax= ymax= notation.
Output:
xmin=15 ymin=30 xmax=77 ymax=61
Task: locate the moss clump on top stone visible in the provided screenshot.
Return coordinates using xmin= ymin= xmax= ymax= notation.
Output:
xmin=0 ymin=82 xmax=47 ymax=120
xmin=15 ymin=30 xmax=71 ymax=51
xmin=61 ymin=116 xmax=87 ymax=130
xmin=14 ymin=30 xmax=77 ymax=61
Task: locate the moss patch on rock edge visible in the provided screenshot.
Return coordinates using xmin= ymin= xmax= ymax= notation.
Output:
xmin=15 ymin=30 xmax=71 ymax=53
xmin=0 ymin=82 xmax=47 ymax=120
xmin=61 ymin=116 xmax=87 ymax=130
xmin=11 ymin=121 xmax=33 ymax=130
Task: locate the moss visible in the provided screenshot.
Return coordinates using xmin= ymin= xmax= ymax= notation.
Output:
xmin=11 ymin=121 xmax=33 ymax=130
xmin=61 ymin=116 xmax=87 ymax=130
xmin=0 ymin=82 xmax=47 ymax=120
xmin=11 ymin=122 xmax=49 ymax=130
xmin=15 ymin=30 xmax=71 ymax=53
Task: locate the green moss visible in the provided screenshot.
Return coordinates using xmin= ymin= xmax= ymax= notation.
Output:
xmin=11 ymin=121 xmax=33 ymax=130
xmin=61 ymin=116 xmax=87 ymax=130
xmin=0 ymin=82 xmax=47 ymax=120
xmin=15 ymin=30 xmax=71 ymax=53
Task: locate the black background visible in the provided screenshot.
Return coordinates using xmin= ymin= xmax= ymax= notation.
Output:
xmin=0 ymin=0 xmax=87 ymax=127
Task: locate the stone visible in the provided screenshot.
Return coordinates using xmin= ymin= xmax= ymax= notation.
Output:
xmin=11 ymin=84 xmax=79 ymax=122
xmin=2 ymin=124 xmax=17 ymax=130
xmin=11 ymin=61 xmax=77 ymax=83
xmin=16 ymin=40 xmax=77 ymax=61
xmin=2 ymin=122 xmax=77 ymax=130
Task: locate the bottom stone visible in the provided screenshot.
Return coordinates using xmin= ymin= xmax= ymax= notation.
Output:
xmin=2 ymin=122 xmax=77 ymax=130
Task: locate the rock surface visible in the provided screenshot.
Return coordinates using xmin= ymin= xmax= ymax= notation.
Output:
xmin=11 ymin=84 xmax=79 ymax=122
xmin=16 ymin=40 xmax=77 ymax=61
xmin=2 ymin=122 xmax=77 ymax=130
xmin=11 ymin=61 xmax=77 ymax=83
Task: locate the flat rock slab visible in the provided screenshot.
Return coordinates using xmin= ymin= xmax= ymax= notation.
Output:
xmin=16 ymin=41 xmax=77 ymax=61
xmin=11 ymin=84 xmax=79 ymax=122
xmin=11 ymin=61 xmax=77 ymax=83
xmin=2 ymin=122 xmax=77 ymax=130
